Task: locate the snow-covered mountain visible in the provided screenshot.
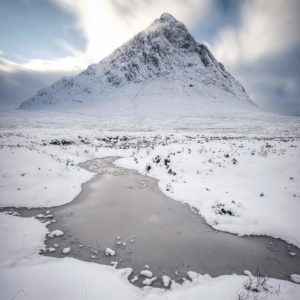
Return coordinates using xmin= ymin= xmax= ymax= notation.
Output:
xmin=20 ymin=13 xmax=257 ymax=116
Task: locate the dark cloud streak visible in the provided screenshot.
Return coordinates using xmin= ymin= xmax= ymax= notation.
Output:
xmin=234 ymin=46 xmax=300 ymax=116
xmin=0 ymin=61 xmax=74 ymax=111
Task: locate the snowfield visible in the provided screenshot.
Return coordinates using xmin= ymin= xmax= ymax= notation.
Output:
xmin=0 ymin=147 xmax=92 ymax=207
xmin=0 ymin=111 xmax=300 ymax=299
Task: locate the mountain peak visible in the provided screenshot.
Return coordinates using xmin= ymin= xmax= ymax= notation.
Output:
xmin=145 ymin=12 xmax=195 ymax=50
xmin=20 ymin=13 xmax=255 ymax=114
xmin=159 ymin=12 xmax=177 ymax=22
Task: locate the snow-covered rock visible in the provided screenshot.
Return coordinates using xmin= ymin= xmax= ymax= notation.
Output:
xmin=20 ymin=13 xmax=256 ymax=117
xmin=290 ymin=274 xmax=300 ymax=284
xmin=105 ymin=248 xmax=116 ymax=256
xmin=48 ymin=229 xmax=64 ymax=237
xmin=62 ymin=247 xmax=71 ymax=254
xmin=131 ymin=275 xmax=139 ymax=283
xmin=143 ymin=276 xmax=157 ymax=286
xmin=162 ymin=275 xmax=171 ymax=288
xmin=140 ymin=270 xmax=153 ymax=278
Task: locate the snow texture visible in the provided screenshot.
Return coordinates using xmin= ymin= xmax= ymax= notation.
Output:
xmin=0 ymin=147 xmax=92 ymax=207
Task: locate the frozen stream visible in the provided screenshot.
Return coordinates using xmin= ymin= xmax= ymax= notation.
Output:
xmin=6 ymin=157 xmax=300 ymax=287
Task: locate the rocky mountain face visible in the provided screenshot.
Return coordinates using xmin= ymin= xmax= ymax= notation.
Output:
xmin=20 ymin=13 xmax=256 ymax=116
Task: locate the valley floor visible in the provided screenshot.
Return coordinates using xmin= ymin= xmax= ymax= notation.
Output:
xmin=0 ymin=111 xmax=300 ymax=299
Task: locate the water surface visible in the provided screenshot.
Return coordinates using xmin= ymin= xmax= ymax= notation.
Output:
xmin=5 ymin=157 xmax=300 ymax=288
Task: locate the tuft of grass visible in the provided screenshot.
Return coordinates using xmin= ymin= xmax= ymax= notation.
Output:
xmin=239 ymin=269 xmax=280 ymax=300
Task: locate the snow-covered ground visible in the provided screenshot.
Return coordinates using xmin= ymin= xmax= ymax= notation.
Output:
xmin=1 ymin=111 xmax=300 ymax=299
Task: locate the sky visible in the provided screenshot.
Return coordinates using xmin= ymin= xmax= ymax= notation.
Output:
xmin=0 ymin=0 xmax=299 ymax=115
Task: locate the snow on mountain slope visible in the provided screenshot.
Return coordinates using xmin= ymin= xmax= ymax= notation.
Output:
xmin=20 ymin=13 xmax=257 ymax=116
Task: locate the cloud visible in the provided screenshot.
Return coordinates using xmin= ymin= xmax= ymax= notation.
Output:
xmin=0 ymin=53 xmax=86 ymax=73
xmin=209 ymin=0 xmax=300 ymax=115
xmin=236 ymin=45 xmax=300 ymax=116
xmin=211 ymin=0 xmax=300 ymax=66
xmin=21 ymin=55 xmax=86 ymax=72
xmin=1 ymin=0 xmax=215 ymax=73
xmin=51 ymin=0 xmax=215 ymax=64
xmin=0 ymin=59 xmax=75 ymax=110
xmin=0 ymin=58 xmax=20 ymax=73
